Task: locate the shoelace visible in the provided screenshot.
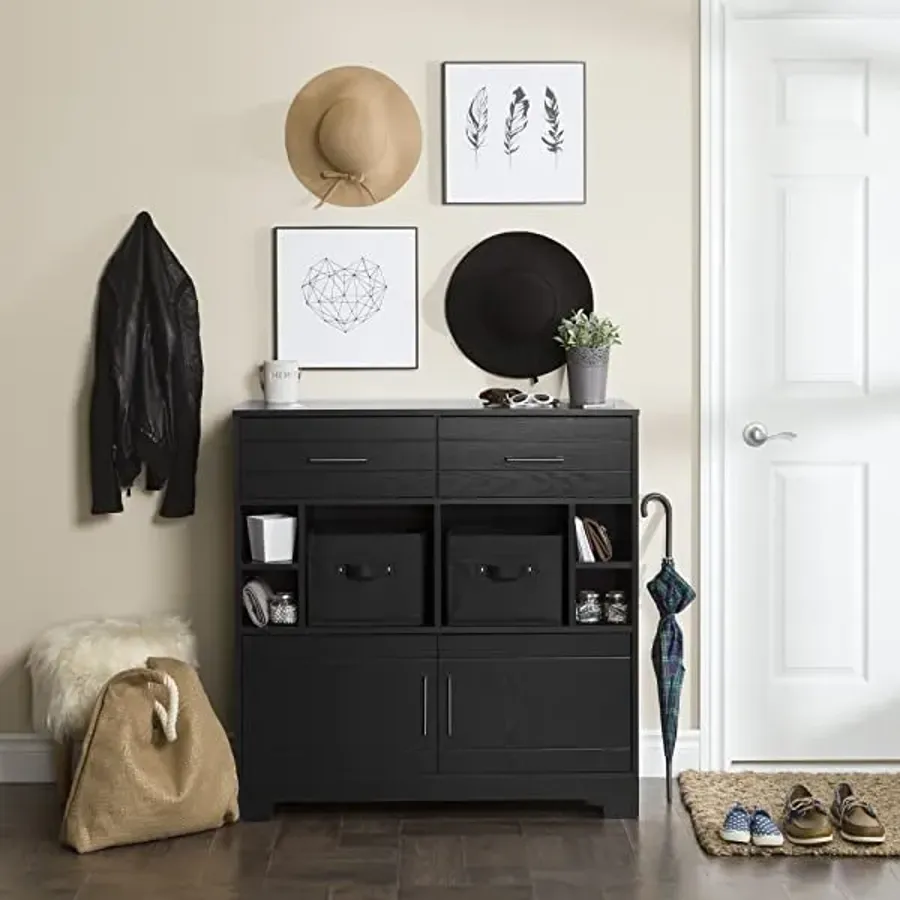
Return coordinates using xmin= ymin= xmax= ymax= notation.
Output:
xmin=787 ymin=796 xmax=827 ymax=819
xmin=837 ymin=795 xmax=877 ymax=822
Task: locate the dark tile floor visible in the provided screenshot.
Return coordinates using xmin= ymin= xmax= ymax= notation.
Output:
xmin=1 ymin=781 xmax=898 ymax=899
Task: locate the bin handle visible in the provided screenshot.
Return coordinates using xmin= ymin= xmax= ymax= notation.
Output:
xmin=478 ymin=563 xmax=535 ymax=582
xmin=337 ymin=563 xmax=393 ymax=581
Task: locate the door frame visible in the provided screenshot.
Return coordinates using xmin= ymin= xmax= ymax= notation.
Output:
xmin=698 ymin=0 xmax=900 ymax=771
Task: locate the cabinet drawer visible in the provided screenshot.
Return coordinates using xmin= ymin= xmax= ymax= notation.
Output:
xmin=240 ymin=416 xmax=436 ymax=500
xmin=440 ymin=441 xmax=630 ymax=472
xmin=438 ymin=415 xmax=632 ymax=500
xmin=242 ymin=416 xmax=434 ymax=443
xmin=243 ymin=440 xmax=435 ymax=472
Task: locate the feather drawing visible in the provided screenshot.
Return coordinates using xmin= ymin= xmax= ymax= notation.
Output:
xmin=465 ymin=86 xmax=489 ymax=166
xmin=503 ymin=86 xmax=530 ymax=167
xmin=541 ymin=86 xmax=565 ymax=166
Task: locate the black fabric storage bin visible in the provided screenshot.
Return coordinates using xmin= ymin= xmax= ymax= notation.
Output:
xmin=308 ymin=533 xmax=425 ymax=625
xmin=446 ymin=533 xmax=563 ymax=625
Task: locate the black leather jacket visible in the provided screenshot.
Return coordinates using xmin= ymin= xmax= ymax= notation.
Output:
xmin=90 ymin=211 xmax=203 ymax=517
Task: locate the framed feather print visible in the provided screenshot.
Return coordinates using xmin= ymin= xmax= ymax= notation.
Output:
xmin=441 ymin=61 xmax=586 ymax=205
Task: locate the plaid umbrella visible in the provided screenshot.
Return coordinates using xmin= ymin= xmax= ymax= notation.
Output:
xmin=641 ymin=493 xmax=696 ymax=805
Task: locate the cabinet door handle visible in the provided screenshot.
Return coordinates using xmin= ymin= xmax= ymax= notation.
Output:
xmin=422 ymin=674 xmax=428 ymax=737
xmin=446 ymin=674 xmax=453 ymax=737
xmin=307 ymin=457 xmax=369 ymax=464
xmin=504 ymin=456 xmax=565 ymax=464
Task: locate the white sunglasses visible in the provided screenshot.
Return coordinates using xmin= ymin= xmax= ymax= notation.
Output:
xmin=507 ymin=392 xmax=556 ymax=408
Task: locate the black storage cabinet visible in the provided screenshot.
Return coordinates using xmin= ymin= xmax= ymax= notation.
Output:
xmin=234 ymin=402 xmax=640 ymax=823
xmin=446 ymin=533 xmax=563 ymax=625
xmin=308 ymin=533 xmax=425 ymax=625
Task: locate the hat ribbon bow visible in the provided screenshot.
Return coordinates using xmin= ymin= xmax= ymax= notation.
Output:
xmin=315 ymin=170 xmax=378 ymax=209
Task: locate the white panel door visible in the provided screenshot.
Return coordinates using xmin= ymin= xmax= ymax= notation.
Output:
xmin=726 ymin=15 xmax=900 ymax=763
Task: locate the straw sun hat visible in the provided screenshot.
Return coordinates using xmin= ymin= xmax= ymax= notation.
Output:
xmin=284 ymin=66 xmax=422 ymax=208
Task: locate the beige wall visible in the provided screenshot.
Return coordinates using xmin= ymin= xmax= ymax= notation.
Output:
xmin=0 ymin=0 xmax=697 ymax=735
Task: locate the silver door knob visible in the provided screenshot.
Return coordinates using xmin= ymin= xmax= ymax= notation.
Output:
xmin=743 ymin=421 xmax=798 ymax=448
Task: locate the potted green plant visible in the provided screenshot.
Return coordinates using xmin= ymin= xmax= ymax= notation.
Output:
xmin=555 ymin=309 xmax=622 ymax=407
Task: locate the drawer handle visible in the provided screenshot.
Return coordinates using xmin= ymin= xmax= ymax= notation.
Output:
xmin=504 ymin=456 xmax=565 ymax=464
xmin=478 ymin=563 xmax=535 ymax=582
xmin=422 ymin=674 xmax=428 ymax=737
xmin=308 ymin=457 xmax=369 ymax=464
xmin=337 ymin=563 xmax=393 ymax=581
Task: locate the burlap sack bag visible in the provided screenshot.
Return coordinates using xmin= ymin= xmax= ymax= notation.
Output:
xmin=61 ymin=656 xmax=239 ymax=853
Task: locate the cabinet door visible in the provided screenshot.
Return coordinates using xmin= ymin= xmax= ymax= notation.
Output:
xmin=243 ymin=636 xmax=437 ymax=795
xmin=439 ymin=635 xmax=632 ymax=775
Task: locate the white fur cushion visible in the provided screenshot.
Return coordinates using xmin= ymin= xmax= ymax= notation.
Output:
xmin=26 ymin=615 xmax=197 ymax=742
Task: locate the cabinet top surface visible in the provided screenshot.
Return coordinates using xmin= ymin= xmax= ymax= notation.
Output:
xmin=233 ymin=399 xmax=637 ymax=416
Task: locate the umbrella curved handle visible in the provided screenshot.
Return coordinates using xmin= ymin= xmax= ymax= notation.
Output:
xmin=641 ymin=492 xmax=673 ymax=559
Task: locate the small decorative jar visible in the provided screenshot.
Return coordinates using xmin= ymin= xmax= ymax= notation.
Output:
xmin=269 ymin=592 xmax=298 ymax=626
xmin=603 ymin=590 xmax=628 ymax=625
xmin=575 ymin=590 xmax=602 ymax=624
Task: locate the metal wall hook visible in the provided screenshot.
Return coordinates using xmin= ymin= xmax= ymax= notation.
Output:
xmin=640 ymin=492 xmax=673 ymax=559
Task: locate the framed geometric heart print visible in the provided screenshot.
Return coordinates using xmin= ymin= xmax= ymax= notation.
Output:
xmin=273 ymin=226 xmax=419 ymax=369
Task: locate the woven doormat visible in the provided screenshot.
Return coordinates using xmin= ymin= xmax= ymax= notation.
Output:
xmin=679 ymin=770 xmax=900 ymax=857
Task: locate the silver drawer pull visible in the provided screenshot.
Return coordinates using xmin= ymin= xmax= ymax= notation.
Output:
xmin=504 ymin=456 xmax=565 ymax=464
xmin=307 ymin=457 xmax=369 ymax=464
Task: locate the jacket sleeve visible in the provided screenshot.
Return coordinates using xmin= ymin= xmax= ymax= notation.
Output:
xmin=158 ymin=403 xmax=200 ymax=518
xmin=89 ymin=284 xmax=124 ymax=514
xmin=159 ymin=283 xmax=203 ymax=519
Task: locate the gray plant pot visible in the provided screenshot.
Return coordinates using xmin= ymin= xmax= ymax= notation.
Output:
xmin=566 ymin=346 xmax=611 ymax=407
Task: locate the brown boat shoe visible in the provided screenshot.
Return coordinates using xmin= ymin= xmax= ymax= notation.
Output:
xmin=830 ymin=782 xmax=886 ymax=845
xmin=783 ymin=785 xmax=834 ymax=846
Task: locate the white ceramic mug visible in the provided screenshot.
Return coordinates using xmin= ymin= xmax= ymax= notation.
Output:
xmin=258 ymin=360 xmax=302 ymax=404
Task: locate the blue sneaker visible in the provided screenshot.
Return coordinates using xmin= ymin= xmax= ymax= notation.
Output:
xmin=720 ymin=803 xmax=751 ymax=844
xmin=750 ymin=808 xmax=784 ymax=847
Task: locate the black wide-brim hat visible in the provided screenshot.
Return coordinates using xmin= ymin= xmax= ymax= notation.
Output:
xmin=445 ymin=231 xmax=593 ymax=380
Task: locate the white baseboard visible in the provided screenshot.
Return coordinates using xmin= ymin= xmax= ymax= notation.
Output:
xmin=640 ymin=729 xmax=700 ymax=778
xmin=0 ymin=730 xmax=702 ymax=784
xmin=0 ymin=734 xmax=55 ymax=783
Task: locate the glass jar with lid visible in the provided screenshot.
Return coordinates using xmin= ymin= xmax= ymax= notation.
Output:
xmin=575 ymin=590 xmax=602 ymax=624
xmin=603 ymin=590 xmax=628 ymax=624
xmin=269 ymin=591 xmax=298 ymax=626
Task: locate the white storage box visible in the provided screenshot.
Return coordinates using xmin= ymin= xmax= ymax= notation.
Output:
xmin=247 ymin=514 xmax=296 ymax=563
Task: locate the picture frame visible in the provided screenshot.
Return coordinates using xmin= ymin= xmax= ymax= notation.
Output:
xmin=441 ymin=61 xmax=587 ymax=206
xmin=273 ymin=226 xmax=419 ymax=370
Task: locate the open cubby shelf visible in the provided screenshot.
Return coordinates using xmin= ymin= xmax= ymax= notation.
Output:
xmin=239 ymin=504 xmax=301 ymax=567
xmin=236 ymin=499 xmax=644 ymax=633
xmin=573 ymin=502 xmax=634 ymax=565
xmin=238 ymin=501 xmax=624 ymax=632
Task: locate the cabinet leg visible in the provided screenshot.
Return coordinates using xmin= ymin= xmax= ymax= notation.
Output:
xmin=239 ymin=790 xmax=275 ymax=822
xmin=585 ymin=783 xmax=639 ymax=819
